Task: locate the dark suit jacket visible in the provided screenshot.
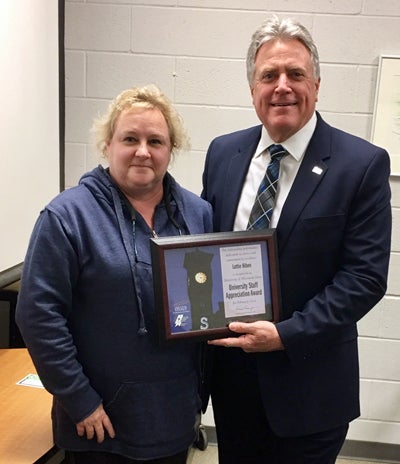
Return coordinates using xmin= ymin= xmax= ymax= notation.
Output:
xmin=201 ymin=112 xmax=391 ymax=436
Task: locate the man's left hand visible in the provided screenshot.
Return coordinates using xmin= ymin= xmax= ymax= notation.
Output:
xmin=208 ymin=321 xmax=284 ymax=353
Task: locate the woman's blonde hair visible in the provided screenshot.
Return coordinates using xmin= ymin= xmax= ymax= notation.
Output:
xmin=92 ymin=84 xmax=190 ymax=158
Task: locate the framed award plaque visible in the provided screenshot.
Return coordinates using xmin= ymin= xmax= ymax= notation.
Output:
xmin=150 ymin=229 xmax=281 ymax=342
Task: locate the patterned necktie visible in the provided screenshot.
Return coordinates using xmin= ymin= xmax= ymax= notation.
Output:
xmin=247 ymin=144 xmax=287 ymax=230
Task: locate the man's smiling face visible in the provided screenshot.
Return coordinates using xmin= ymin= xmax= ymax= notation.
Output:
xmin=250 ymin=38 xmax=320 ymax=143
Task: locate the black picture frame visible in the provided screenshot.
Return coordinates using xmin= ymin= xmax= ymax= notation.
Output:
xmin=150 ymin=230 xmax=281 ymax=342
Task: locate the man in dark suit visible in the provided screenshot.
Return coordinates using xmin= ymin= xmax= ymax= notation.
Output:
xmin=202 ymin=16 xmax=391 ymax=464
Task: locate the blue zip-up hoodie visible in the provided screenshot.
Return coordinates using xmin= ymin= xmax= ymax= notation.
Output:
xmin=16 ymin=166 xmax=213 ymax=459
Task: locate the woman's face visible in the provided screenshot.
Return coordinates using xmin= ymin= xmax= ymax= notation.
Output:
xmin=106 ymin=107 xmax=172 ymax=198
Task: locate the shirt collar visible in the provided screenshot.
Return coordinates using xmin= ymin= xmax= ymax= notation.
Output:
xmin=254 ymin=112 xmax=317 ymax=161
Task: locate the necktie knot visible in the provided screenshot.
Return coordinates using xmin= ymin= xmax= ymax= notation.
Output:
xmin=247 ymin=144 xmax=287 ymax=230
xmin=268 ymin=144 xmax=287 ymax=161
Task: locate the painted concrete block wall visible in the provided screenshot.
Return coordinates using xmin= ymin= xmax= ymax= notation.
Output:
xmin=65 ymin=0 xmax=400 ymax=445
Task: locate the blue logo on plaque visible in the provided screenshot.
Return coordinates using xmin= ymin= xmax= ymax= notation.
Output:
xmin=170 ymin=302 xmax=191 ymax=333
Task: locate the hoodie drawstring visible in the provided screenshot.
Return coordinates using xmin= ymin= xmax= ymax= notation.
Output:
xmin=111 ymin=188 xmax=148 ymax=336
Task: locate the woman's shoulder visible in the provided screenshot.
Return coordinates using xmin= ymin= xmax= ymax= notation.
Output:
xmin=45 ymin=184 xmax=91 ymax=212
xmin=173 ymin=181 xmax=209 ymax=210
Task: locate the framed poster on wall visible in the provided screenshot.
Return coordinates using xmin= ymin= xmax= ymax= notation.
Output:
xmin=371 ymin=55 xmax=400 ymax=176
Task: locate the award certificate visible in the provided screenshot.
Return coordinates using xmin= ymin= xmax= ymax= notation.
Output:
xmin=150 ymin=230 xmax=281 ymax=342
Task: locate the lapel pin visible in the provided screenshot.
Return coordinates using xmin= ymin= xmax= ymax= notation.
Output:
xmin=312 ymin=166 xmax=323 ymax=175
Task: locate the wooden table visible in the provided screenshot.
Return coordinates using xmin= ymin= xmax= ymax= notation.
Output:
xmin=0 ymin=349 xmax=56 ymax=463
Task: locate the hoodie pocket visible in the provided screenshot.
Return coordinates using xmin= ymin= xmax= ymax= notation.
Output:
xmin=105 ymin=371 xmax=199 ymax=447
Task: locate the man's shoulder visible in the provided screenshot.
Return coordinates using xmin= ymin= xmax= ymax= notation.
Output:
xmin=316 ymin=113 xmax=382 ymax=152
xmin=211 ymin=125 xmax=262 ymax=146
xmin=314 ymin=114 xmax=389 ymax=172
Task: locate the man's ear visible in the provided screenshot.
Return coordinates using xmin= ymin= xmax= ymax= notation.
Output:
xmin=315 ymin=77 xmax=321 ymax=102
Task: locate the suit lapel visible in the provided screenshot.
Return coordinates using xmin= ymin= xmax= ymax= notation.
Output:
xmin=220 ymin=126 xmax=262 ymax=230
xmin=277 ymin=115 xmax=332 ymax=252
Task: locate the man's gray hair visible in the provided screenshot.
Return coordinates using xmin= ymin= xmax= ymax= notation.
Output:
xmin=246 ymin=16 xmax=320 ymax=84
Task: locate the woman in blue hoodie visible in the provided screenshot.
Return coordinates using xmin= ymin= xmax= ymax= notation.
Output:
xmin=16 ymin=85 xmax=213 ymax=464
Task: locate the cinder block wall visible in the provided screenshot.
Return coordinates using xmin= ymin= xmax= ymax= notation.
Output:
xmin=65 ymin=0 xmax=400 ymax=448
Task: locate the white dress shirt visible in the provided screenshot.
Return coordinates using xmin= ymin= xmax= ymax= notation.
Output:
xmin=233 ymin=113 xmax=317 ymax=231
